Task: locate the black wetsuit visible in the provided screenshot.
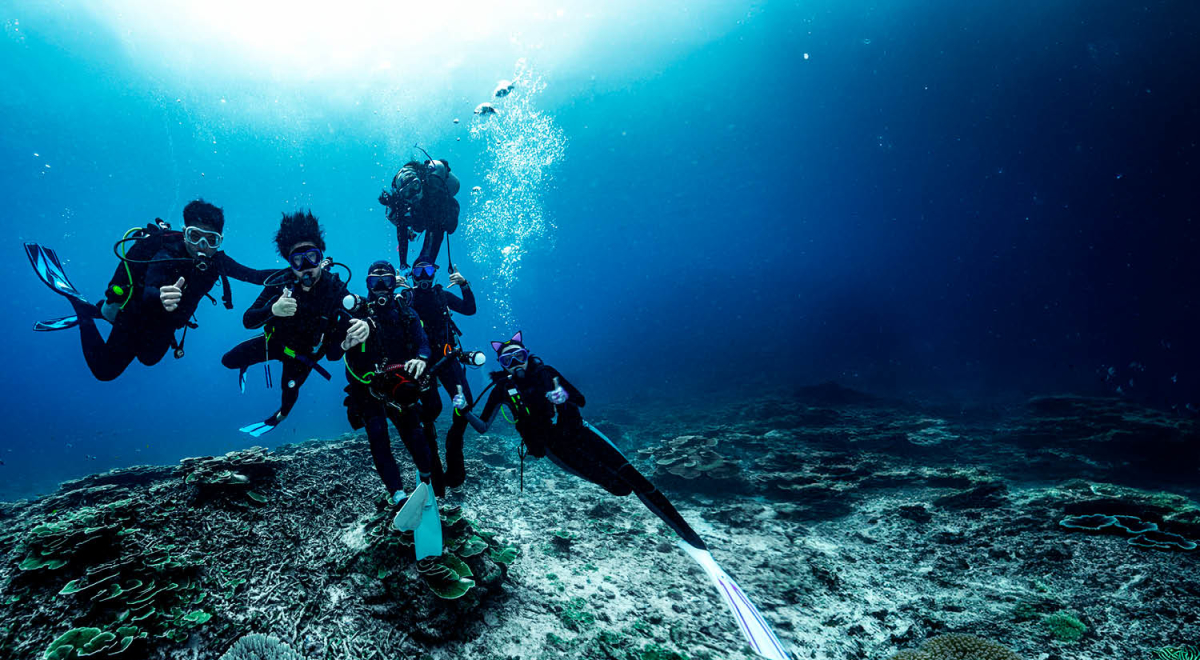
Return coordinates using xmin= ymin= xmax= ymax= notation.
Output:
xmin=70 ymin=240 xmax=271 ymax=381
xmin=387 ymin=178 xmax=459 ymax=269
xmin=222 ymin=271 xmax=351 ymax=425
xmin=473 ymin=359 xmax=707 ymax=549
xmin=411 ymin=283 xmax=477 ymax=491
xmin=343 ymin=301 xmax=434 ymax=496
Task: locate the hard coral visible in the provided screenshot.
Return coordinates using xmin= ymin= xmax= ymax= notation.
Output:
xmin=179 ymin=446 xmax=282 ymax=493
xmin=16 ymin=499 xmax=136 ymax=571
xmin=639 ymin=435 xmax=742 ymax=483
xmin=890 ymin=634 xmax=1021 ymax=660
xmin=218 ymin=633 xmax=305 ymax=660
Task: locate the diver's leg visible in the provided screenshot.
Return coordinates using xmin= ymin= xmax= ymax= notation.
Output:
xmin=439 ymin=362 xmax=470 ymax=488
xmin=389 ymin=406 xmax=434 ymax=486
xmin=418 ymin=229 xmax=444 ymax=266
xmin=75 ymin=317 xmax=138 ymax=382
xmin=544 ymin=438 xmax=634 ymax=496
xmin=136 ymin=331 xmax=175 ymax=367
xmin=277 ymin=359 xmax=314 ymax=420
xmin=416 ymin=392 xmax=445 ymax=496
xmin=366 ymin=415 xmax=406 ymax=495
xmin=616 ymin=460 xmax=707 ymax=549
xmin=221 ymin=336 xmax=267 ymax=370
xmin=552 ymin=425 xmax=707 ymax=549
xmin=221 ymin=336 xmax=267 ymax=389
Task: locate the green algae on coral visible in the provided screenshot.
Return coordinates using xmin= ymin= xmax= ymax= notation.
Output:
xmin=1042 ymin=611 xmax=1087 ymax=643
xmin=889 ymin=634 xmax=1020 ymax=660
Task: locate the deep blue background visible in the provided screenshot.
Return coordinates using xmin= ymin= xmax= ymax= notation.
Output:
xmin=2 ymin=0 xmax=1198 ymax=500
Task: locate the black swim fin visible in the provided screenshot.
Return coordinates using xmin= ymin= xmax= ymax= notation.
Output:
xmin=33 ymin=315 xmax=80 ymax=332
xmin=25 ymin=243 xmax=87 ymax=304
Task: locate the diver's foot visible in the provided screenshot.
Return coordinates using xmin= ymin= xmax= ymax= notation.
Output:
xmin=67 ymin=299 xmax=101 ymax=320
xmin=445 ymin=446 xmax=466 ymax=488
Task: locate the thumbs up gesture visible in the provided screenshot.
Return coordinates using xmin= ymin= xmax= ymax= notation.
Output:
xmin=160 ymin=277 xmax=185 ymax=312
xmin=272 ymin=287 xmax=298 ymax=317
xmin=452 ymin=385 xmax=468 ymax=410
xmin=546 ymin=377 xmax=568 ymax=404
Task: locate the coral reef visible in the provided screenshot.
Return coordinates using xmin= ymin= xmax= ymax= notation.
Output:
xmin=2 ymin=386 xmax=1198 ymax=660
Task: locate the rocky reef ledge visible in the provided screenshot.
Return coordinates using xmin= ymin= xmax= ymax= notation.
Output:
xmin=1 ymin=383 xmax=1197 ymax=660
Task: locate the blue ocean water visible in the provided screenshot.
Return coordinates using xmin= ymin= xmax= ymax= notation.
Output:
xmin=0 ymin=0 xmax=1197 ymax=501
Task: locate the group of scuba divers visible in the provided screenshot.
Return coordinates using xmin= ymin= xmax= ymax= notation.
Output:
xmin=24 ymin=155 xmax=790 ymax=660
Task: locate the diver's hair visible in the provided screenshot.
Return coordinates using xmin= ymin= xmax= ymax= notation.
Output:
xmin=274 ymin=210 xmax=326 ymax=257
xmin=183 ymin=199 xmax=224 ymax=232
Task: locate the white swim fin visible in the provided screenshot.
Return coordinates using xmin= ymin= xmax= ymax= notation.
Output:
xmin=677 ymin=540 xmax=790 ymax=660
xmin=392 ymin=482 xmax=429 ymax=532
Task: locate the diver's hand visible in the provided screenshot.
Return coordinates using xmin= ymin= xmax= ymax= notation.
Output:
xmin=161 ymin=277 xmax=185 ymax=312
xmin=547 ymin=377 xmax=568 ymax=405
xmin=407 ymin=228 xmax=419 ymax=241
xmin=452 ymin=385 xmax=468 ymax=410
xmin=341 ymin=318 xmax=370 ymax=351
xmin=405 ymin=359 xmax=426 ymax=378
xmin=448 ymin=272 xmax=468 ymax=289
xmin=272 ymin=287 xmax=297 ymax=317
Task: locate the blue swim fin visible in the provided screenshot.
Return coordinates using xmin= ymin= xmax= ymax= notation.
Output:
xmin=33 ymin=315 xmax=79 ymax=332
xmin=25 ymin=243 xmax=87 ymax=304
xmin=239 ymin=412 xmax=284 ymax=437
xmin=414 ymin=487 xmax=443 ymax=560
xmin=677 ymin=541 xmax=790 ymax=660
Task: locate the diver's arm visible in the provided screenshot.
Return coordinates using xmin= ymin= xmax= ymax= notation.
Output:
xmin=242 ymin=287 xmax=277 ymax=329
xmin=395 ymin=224 xmax=412 ymax=266
xmin=445 ymin=286 xmax=476 ymax=316
xmin=471 ymin=385 xmax=508 ymax=434
xmin=216 ymin=253 xmax=277 ymax=285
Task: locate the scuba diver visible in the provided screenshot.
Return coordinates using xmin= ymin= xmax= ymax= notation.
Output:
xmin=460 ymin=332 xmax=791 ymax=660
xmin=24 ymin=199 xmax=273 ymax=381
xmin=341 ymin=261 xmax=442 ymax=559
xmin=377 ymin=154 xmax=460 ymax=270
xmin=409 ymin=259 xmax=482 ymax=496
xmin=222 ymin=211 xmax=356 ymax=437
